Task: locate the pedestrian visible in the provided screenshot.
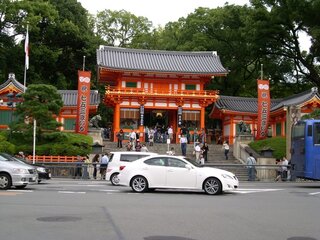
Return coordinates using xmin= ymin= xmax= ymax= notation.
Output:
xmin=141 ymin=144 xmax=149 ymax=152
xmin=144 ymin=126 xmax=149 ymax=143
xmin=194 ymin=142 xmax=201 ymax=162
xmin=281 ymin=156 xmax=289 ymax=181
xmin=92 ymin=154 xmax=100 ymax=180
xmin=167 ymin=147 xmax=175 ymax=155
xmin=116 ymin=129 xmax=124 ymax=148
xmin=126 ymin=141 xmax=133 ymax=151
xmin=129 ymin=129 xmax=136 ymax=150
xmin=199 ymin=154 xmax=205 ymax=165
xmin=149 ymin=127 xmax=155 ymax=146
xmin=222 ymin=140 xmax=230 ymax=160
xmin=200 ymin=128 xmax=206 ymax=144
xmin=74 ymin=155 xmax=83 ymax=179
xmin=180 ymin=134 xmax=188 ymax=156
xmin=246 ymin=153 xmax=256 ymax=181
xmin=82 ymin=155 xmax=90 ymax=179
xmin=100 ymin=153 xmax=109 ymax=180
xmin=201 ymin=142 xmax=209 ymax=162
xmin=168 ymin=125 xmax=173 ymax=142
xmin=135 ymin=139 xmax=142 ymax=152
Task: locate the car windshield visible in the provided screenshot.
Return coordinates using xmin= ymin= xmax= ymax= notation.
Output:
xmin=181 ymin=157 xmax=202 ymax=167
xmin=0 ymin=153 xmax=26 ymax=163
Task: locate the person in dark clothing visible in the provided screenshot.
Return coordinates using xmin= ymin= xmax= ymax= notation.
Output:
xmin=92 ymin=154 xmax=100 ymax=179
xmin=116 ymin=129 xmax=124 ymax=148
xmin=74 ymin=155 xmax=83 ymax=179
xmin=201 ymin=142 xmax=209 ymax=162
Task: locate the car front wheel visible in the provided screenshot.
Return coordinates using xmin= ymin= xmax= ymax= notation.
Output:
xmin=130 ymin=176 xmax=148 ymax=193
xmin=203 ymin=177 xmax=222 ymax=195
xmin=0 ymin=173 xmax=12 ymax=190
xmin=110 ymin=173 xmax=120 ymax=185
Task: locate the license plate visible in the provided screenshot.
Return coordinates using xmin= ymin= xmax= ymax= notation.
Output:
xmin=49 ymin=173 xmax=52 ymax=178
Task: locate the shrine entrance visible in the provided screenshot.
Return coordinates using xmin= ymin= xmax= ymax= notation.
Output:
xmin=144 ymin=109 xmax=176 ymax=129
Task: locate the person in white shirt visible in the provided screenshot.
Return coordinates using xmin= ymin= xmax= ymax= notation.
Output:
xmin=168 ymin=126 xmax=173 ymax=142
xmin=180 ymin=134 xmax=188 ymax=156
xmin=222 ymin=140 xmax=230 ymax=160
xmin=100 ymin=153 xmax=109 ymax=180
xmin=194 ymin=143 xmax=201 ymax=162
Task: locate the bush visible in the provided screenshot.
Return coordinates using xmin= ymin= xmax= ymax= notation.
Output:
xmin=248 ymin=137 xmax=286 ymax=159
xmin=0 ymin=140 xmax=15 ymax=154
xmin=1 ymin=130 xmax=93 ymax=156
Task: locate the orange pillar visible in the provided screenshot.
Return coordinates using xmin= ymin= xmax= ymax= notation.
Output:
xmin=230 ymin=116 xmax=234 ymax=144
xmin=200 ymin=107 xmax=205 ymax=129
xmin=113 ymin=103 xmax=120 ymax=141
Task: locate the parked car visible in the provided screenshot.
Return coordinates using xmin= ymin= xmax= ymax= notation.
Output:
xmin=0 ymin=154 xmax=37 ymax=190
xmin=0 ymin=153 xmax=51 ymax=183
xmin=106 ymin=151 xmax=158 ymax=185
xmin=118 ymin=155 xmax=239 ymax=195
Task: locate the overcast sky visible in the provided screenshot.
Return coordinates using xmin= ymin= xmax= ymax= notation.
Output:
xmin=77 ymin=0 xmax=310 ymax=51
xmin=78 ymin=0 xmax=250 ymax=27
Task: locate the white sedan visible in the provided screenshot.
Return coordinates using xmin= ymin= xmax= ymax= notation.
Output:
xmin=118 ymin=155 xmax=239 ymax=195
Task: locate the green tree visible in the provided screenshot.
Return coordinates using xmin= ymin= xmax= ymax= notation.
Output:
xmin=0 ymin=0 xmax=100 ymax=89
xmin=14 ymin=84 xmax=63 ymax=140
xmin=95 ymin=9 xmax=152 ymax=47
xmin=249 ymin=0 xmax=320 ymax=87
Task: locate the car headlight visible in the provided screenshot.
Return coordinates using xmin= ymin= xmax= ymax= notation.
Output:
xmin=36 ymin=167 xmax=46 ymax=173
xmin=12 ymin=168 xmax=29 ymax=174
xmin=222 ymin=174 xmax=234 ymax=180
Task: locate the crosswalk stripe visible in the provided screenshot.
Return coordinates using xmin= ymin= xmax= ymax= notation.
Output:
xmin=231 ymin=188 xmax=283 ymax=194
xmin=7 ymin=190 xmax=33 ymax=193
xmin=58 ymin=191 xmax=86 ymax=194
xmin=309 ymin=192 xmax=320 ymax=195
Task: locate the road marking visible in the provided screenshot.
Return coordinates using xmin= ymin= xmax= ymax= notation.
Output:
xmin=309 ymin=192 xmax=320 ymax=195
xmin=58 ymin=191 xmax=86 ymax=194
xmin=232 ymin=188 xmax=283 ymax=194
xmin=7 ymin=190 xmax=34 ymax=193
xmin=0 ymin=192 xmax=23 ymax=196
xmin=98 ymin=189 xmax=120 ymax=192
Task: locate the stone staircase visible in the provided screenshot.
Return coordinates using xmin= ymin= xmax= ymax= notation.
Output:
xmin=102 ymin=140 xmax=248 ymax=181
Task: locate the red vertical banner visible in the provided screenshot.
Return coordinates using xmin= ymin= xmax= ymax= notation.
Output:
xmin=75 ymin=71 xmax=91 ymax=134
xmin=257 ymin=79 xmax=270 ymax=139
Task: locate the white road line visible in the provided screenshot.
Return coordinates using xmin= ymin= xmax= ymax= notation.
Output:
xmin=7 ymin=190 xmax=33 ymax=193
xmin=309 ymin=192 xmax=320 ymax=195
xmin=58 ymin=191 xmax=86 ymax=194
xmin=98 ymin=190 xmax=121 ymax=192
xmin=232 ymin=188 xmax=283 ymax=194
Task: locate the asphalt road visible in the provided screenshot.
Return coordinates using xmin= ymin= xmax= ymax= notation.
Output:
xmin=0 ymin=179 xmax=319 ymax=240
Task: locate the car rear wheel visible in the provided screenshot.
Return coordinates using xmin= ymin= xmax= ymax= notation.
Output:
xmin=15 ymin=185 xmax=27 ymax=189
xmin=0 ymin=173 xmax=12 ymax=190
xmin=110 ymin=173 xmax=120 ymax=185
xmin=130 ymin=176 xmax=148 ymax=193
xmin=203 ymin=177 xmax=222 ymax=195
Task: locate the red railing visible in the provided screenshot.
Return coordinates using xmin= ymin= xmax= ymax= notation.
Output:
xmin=26 ymin=155 xmax=79 ymax=163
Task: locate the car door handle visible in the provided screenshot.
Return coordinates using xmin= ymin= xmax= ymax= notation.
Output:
xmin=168 ymin=169 xmax=174 ymax=172
xmin=142 ymin=167 xmax=148 ymax=170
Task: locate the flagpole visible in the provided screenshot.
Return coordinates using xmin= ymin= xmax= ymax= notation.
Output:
xmin=23 ymin=25 xmax=29 ymax=92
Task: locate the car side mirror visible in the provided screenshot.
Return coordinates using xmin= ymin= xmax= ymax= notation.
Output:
xmin=186 ymin=165 xmax=192 ymax=170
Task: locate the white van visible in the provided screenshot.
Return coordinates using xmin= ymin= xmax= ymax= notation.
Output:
xmin=106 ymin=151 xmax=158 ymax=185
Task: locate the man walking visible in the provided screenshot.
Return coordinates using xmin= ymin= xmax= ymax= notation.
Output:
xmin=100 ymin=153 xmax=109 ymax=180
xmin=246 ymin=153 xmax=256 ymax=181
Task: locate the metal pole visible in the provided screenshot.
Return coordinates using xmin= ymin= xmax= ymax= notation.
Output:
xmin=82 ymin=56 xmax=86 ymax=71
xmin=261 ymin=64 xmax=263 ymax=80
xmin=23 ymin=25 xmax=28 ymax=92
xmin=33 ymin=118 xmax=36 ymax=164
